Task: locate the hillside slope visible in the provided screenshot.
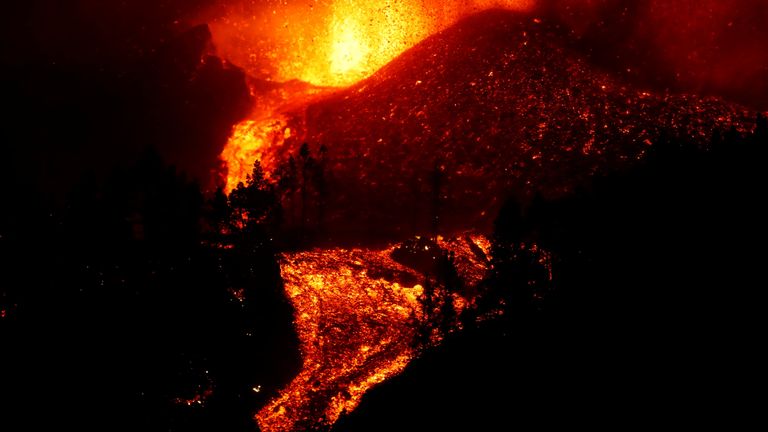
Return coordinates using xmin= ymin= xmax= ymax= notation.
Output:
xmin=270 ymin=9 xmax=757 ymax=239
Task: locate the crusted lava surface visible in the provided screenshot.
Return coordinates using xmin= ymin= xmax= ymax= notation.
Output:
xmin=254 ymin=9 xmax=757 ymax=240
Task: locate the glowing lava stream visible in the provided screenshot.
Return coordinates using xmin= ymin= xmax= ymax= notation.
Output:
xmin=215 ymin=0 xmax=535 ymax=192
xmin=257 ymin=236 xmax=491 ymax=431
xmin=259 ymin=248 xmax=423 ymax=431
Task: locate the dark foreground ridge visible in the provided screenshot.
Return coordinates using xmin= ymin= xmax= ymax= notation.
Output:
xmin=333 ymin=120 xmax=768 ymax=431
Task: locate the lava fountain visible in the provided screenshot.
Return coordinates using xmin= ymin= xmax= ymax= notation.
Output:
xmin=211 ymin=0 xmax=534 ymax=191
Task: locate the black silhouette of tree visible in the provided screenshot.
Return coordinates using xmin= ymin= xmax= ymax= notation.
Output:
xmin=299 ymin=142 xmax=315 ymax=233
xmin=755 ymin=113 xmax=767 ymax=144
xmin=416 ymin=276 xmax=437 ymax=347
xmin=430 ymin=162 xmax=444 ymax=238
xmin=229 ymin=159 xmax=277 ymax=231
xmin=315 ymin=144 xmax=329 ymax=233
xmin=437 ymin=252 xmax=459 ymax=335
xmin=275 ymin=155 xmax=298 ymax=228
xmin=207 ymin=186 xmax=231 ymax=234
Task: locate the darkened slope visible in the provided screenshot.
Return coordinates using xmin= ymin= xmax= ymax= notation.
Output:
xmin=332 ymin=125 xmax=768 ymax=432
xmin=272 ymin=9 xmax=757 ymax=240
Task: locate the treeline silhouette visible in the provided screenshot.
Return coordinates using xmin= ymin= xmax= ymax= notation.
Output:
xmin=271 ymin=142 xmax=329 ymax=244
xmin=333 ymin=116 xmax=768 ymax=431
xmin=1 ymin=148 xmax=299 ymax=431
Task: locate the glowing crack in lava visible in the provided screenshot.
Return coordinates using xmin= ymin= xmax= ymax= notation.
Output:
xmin=213 ymin=0 xmax=534 ymax=191
xmin=260 ymin=235 xmax=491 ymax=431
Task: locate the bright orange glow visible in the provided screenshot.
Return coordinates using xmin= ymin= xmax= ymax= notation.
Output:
xmin=221 ymin=116 xmax=289 ymax=190
xmin=258 ymin=247 xmax=422 ymax=431
xmin=214 ymin=0 xmax=534 ymax=191
xmin=328 ymin=13 xmax=369 ymax=78
xmin=259 ymin=235 xmax=490 ymax=431
xmin=211 ymin=0 xmax=534 ymax=87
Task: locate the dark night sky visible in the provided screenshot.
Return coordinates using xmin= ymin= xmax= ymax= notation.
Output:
xmin=542 ymin=0 xmax=768 ymax=109
xmin=3 ymin=0 xmax=767 ymax=195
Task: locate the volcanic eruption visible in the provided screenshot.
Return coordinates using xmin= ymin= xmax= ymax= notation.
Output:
xmin=221 ymin=9 xmax=757 ymax=239
xmin=5 ymin=2 xmax=768 ymax=431
xmin=207 ymin=2 xmax=763 ymax=431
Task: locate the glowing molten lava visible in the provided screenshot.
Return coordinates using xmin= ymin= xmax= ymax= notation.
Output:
xmin=214 ymin=0 xmax=534 ymax=191
xmin=259 ymin=235 xmax=490 ymax=431
xmin=220 ymin=116 xmax=290 ymax=188
xmin=259 ymin=247 xmax=423 ymax=431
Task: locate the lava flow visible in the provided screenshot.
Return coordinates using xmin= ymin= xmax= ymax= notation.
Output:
xmin=258 ymin=235 xmax=491 ymax=431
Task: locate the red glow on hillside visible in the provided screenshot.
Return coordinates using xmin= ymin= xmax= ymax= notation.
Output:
xmin=211 ymin=0 xmax=534 ymax=192
xmin=213 ymin=0 xmax=768 ymax=193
